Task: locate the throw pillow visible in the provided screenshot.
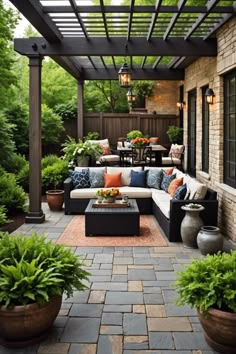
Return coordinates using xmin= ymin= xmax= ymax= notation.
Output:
xmin=89 ymin=170 xmax=105 ymax=188
xmin=70 ymin=169 xmax=90 ymax=188
xmin=147 ymin=169 xmax=163 ymax=189
xmin=168 ymin=177 xmax=184 ymax=197
xmin=130 ymin=170 xmax=147 ymax=188
xmin=172 ymin=183 xmax=187 ymax=200
xmin=163 ymin=167 xmax=174 ymax=175
xmin=104 ymin=172 xmax=122 ymax=188
xmin=149 ymin=137 xmax=159 ymax=145
xmin=161 ymin=173 xmax=176 ymax=192
xmin=169 ymin=144 xmax=184 ymax=159
xmin=101 ymin=144 xmax=112 ymax=155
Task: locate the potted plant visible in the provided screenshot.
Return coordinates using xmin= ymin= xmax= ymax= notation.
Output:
xmin=133 ymin=81 xmax=155 ymax=108
xmin=96 ymin=188 xmax=120 ymax=203
xmin=42 ymin=159 xmax=69 ymax=211
xmin=0 ymin=232 xmax=90 ymax=347
xmin=166 ymin=125 xmax=183 ymax=144
xmin=175 ymin=251 xmax=236 ymax=353
xmin=127 ymin=130 xmax=143 ymax=141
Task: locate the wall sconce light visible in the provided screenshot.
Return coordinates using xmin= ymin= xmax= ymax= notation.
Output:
xmin=177 ymin=101 xmax=185 ymax=110
xmin=118 ymin=61 xmax=132 ymax=88
xmin=205 ymin=88 xmax=215 ymax=104
xmin=127 ymin=88 xmax=136 ymax=104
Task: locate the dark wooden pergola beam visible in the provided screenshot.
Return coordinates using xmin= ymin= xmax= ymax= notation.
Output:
xmin=100 ymin=56 xmax=107 ymax=69
xmin=152 ymin=56 xmax=162 ymax=69
xmin=147 ymin=0 xmax=162 ymax=41
xmin=204 ymin=9 xmax=236 ymax=40
xmin=68 ymin=0 xmax=88 ymax=38
xmin=100 ymin=0 xmax=109 ymax=39
xmin=127 ymin=0 xmax=135 ymax=41
xmin=163 ymin=0 xmax=187 ymax=40
xmin=15 ymin=37 xmax=217 ymax=57
xmin=141 ymin=57 xmax=147 ymax=69
xmin=43 ymin=5 xmax=235 ymax=14
xmin=81 ymin=68 xmax=184 ymax=80
xmin=50 ymin=56 xmax=81 ymax=79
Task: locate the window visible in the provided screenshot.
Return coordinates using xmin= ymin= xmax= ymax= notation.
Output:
xmin=202 ymin=86 xmax=209 ymax=173
xmin=224 ymin=71 xmax=236 ymax=188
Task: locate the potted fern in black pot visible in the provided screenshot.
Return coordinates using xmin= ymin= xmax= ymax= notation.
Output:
xmin=0 ymin=232 xmax=90 ymax=347
xmin=175 ymin=251 xmax=236 ymax=353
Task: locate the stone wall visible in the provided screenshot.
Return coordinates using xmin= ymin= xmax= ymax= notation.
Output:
xmin=146 ymin=81 xmax=180 ymax=115
xmin=184 ymin=17 xmax=236 ymax=243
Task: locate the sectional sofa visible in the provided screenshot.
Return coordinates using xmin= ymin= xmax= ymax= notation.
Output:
xmin=64 ymin=166 xmax=218 ymax=242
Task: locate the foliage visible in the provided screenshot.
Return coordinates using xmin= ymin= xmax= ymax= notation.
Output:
xmin=84 ymin=131 xmax=100 ymax=140
xmin=41 ymin=104 xmax=65 ymax=145
xmin=16 ymin=162 xmax=29 ymax=192
xmin=184 ymin=203 xmax=203 ymax=209
xmin=131 ymin=137 xmax=150 ymax=147
xmin=54 ymin=101 xmax=77 ymax=121
xmin=127 ymin=130 xmax=143 ymax=140
xmin=0 ymin=112 xmax=16 ymax=170
xmin=3 ymin=103 xmax=29 ymax=155
xmin=167 ymin=126 xmax=183 ymax=144
xmin=42 ymin=155 xmax=61 ymax=169
xmin=133 ymin=81 xmax=155 ymax=99
xmin=5 ymin=153 xmax=28 ymax=175
xmin=61 ymin=137 xmax=79 ymax=167
xmin=0 ymin=172 xmax=27 ymax=214
xmin=96 ymin=188 xmax=120 ymax=198
xmin=175 ymin=251 xmax=236 ymax=313
xmin=0 ymin=232 xmax=90 ymax=307
xmin=0 ymin=206 xmax=10 ymax=227
xmin=42 ymin=159 xmax=69 ymax=190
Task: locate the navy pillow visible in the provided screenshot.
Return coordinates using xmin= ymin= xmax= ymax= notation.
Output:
xmin=161 ymin=173 xmax=176 ymax=192
xmin=70 ymin=169 xmax=90 ymax=188
xmin=172 ymin=183 xmax=187 ymax=200
xmin=147 ymin=169 xmax=163 ymax=189
xmin=130 ymin=170 xmax=147 ymax=188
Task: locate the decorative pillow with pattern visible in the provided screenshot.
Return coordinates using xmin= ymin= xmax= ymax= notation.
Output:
xmin=169 ymin=144 xmax=184 ymax=159
xmin=147 ymin=169 xmax=163 ymax=189
xmin=172 ymin=183 xmax=187 ymax=200
xmin=89 ymin=170 xmax=105 ymax=188
xmin=70 ymin=169 xmax=90 ymax=188
xmin=161 ymin=173 xmax=176 ymax=192
xmin=101 ymin=144 xmax=112 ymax=155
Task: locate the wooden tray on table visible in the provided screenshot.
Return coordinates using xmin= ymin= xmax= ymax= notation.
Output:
xmin=92 ymin=200 xmax=130 ymax=208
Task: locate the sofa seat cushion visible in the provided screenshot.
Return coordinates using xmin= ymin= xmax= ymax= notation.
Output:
xmin=162 ymin=157 xmax=182 ymax=165
xmin=107 ymin=166 xmax=142 ymax=186
xmin=99 ymin=155 xmax=120 ymax=163
xmin=71 ymin=188 xmax=100 ymax=199
xmin=151 ymin=189 xmax=171 ymax=219
xmin=118 ymin=186 xmax=152 ymax=198
xmin=87 ymin=139 xmax=109 ymax=146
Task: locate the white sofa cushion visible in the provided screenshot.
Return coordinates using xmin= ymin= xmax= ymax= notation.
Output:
xmin=107 ymin=166 xmax=142 ymax=186
xmin=99 ymin=155 xmax=120 ymax=163
xmin=87 ymin=139 xmax=109 ymax=146
xmin=151 ymin=189 xmax=171 ymax=219
xmin=162 ymin=157 xmax=181 ymax=165
xmin=118 ymin=186 xmax=152 ymax=198
xmin=75 ymin=166 xmax=106 ymax=173
xmin=184 ymin=175 xmax=207 ymax=199
xmin=71 ymin=188 xmax=100 ymax=199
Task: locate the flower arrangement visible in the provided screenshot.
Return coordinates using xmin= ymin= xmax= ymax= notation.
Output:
xmin=96 ymin=188 xmax=120 ymax=198
xmin=131 ymin=137 xmax=150 ymax=148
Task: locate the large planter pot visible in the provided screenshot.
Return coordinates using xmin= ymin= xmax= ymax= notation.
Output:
xmin=77 ymin=156 xmax=89 ymax=167
xmin=197 ymin=226 xmax=224 ymax=255
xmin=198 ymin=307 xmax=236 ymax=353
xmin=0 ymin=295 xmax=62 ymax=347
xmin=180 ymin=205 xmax=205 ymax=248
xmin=46 ymin=190 xmax=64 ymax=211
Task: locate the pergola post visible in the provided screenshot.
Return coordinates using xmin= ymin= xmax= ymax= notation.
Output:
xmin=77 ymin=80 xmax=84 ymax=139
xmin=25 ymin=56 xmax=45 ymax=224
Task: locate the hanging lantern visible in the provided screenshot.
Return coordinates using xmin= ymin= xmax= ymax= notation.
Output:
xmin=127 ymin=88 xmax=136 ymax=103
xmin=118 ymin=62 xmax=132 ymax=88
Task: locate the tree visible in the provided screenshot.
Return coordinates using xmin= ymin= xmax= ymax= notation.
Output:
xmin=41 ymin=104 xmax=64 ymax=145
xmin=0 ymin=112 xmax=15 ymax=169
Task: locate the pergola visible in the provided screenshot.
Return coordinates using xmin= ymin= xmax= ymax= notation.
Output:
xmin=10 ymin=0 xmax=236 ymax=223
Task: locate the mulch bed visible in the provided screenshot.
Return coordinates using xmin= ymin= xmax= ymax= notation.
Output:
xmin=0 ymin=213 xmax=26 ymax=234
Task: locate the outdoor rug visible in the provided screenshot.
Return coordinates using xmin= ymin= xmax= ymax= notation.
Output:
xmin=57 ymin=215 xmax=167 ymax=247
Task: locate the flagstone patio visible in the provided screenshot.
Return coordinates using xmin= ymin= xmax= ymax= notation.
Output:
xmin=1 ymin=203 xmax=234 ymax=354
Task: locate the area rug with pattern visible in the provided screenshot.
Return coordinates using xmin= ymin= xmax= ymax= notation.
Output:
xmin=57 ymin=215 xmax=167 ymax=247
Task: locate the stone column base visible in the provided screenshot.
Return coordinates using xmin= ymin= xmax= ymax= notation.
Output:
xmin=25 ymin=211 xmax=45 ymax=224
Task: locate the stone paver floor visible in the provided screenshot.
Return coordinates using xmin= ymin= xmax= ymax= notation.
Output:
xmin=0 ymin=203 xmax=231 ymax=354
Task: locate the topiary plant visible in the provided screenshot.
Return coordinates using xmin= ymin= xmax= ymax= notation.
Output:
xmin=42 ymin=159 xmax=69 ymax=190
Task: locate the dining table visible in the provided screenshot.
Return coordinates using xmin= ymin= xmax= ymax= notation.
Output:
xmin=117 ymin=144 xmax=167 ymax=167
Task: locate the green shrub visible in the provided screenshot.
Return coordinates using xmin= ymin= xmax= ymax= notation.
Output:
xmin=5 ymin=153 xmax=28 ymax=174
xmin=127 ymin=130 xmax=143 ymax=140
xmin=0 ymin=112 xmax=16 ymax=169
xmin=42 ymin=104 xmax=64 ymax=145
xmin=0 ymin=172 xmax=27 ymax=214
xmin=84 ymin=131 xmax=100 ymax=140
xmin=42 ymin=159 xmax=69 ymax=189
xmin=17 ymin=162 xmax=29 ymax=192
xmin=167 ymin=126 xmax=183 ymax=144
xmin=42 ymin=154 xmax=61 ymax=169
xmin=0 ymin=206 xmax=10 ymax=227
xmin=54 ymin=101 xmax=77 ymax=121
xmin=0 ymin=232 xmax=90 ymax=307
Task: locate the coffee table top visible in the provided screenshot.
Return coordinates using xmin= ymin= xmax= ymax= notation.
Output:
xmin=85 ymin=199 xmax=139 ymax=214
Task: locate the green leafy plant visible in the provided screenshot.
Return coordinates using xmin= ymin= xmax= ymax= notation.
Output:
xmin=175 ymin=251 xmax=236 ymax=313
xmin=166 ymin=126 xmax=183 ymax=144
xmin=127 ymin=130 xmax=143 ymax=140
xmin=0 ymin=206 xmax=10 ymax=227
xmin=17 ymin=162 xmax=29 ymax=192
xmin=84 ymin=131 xmax=100 ymax=140
xmin=5 ymin=153 xmax=28 ymax=174
xmin=42 ymin=159 xmax=69 ymax=190
xmin=54 ymin=101 xmax=77 ymax=121
xmin=0 ymin=232 xmax=90 ymax=307
xmin=42 ymin=154 xmax=61 ymax=169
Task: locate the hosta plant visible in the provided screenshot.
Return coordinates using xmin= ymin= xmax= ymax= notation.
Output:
xmin=175 ymin=251 xmax=236 ymax=313
xmin=0 ymin=232 xmax=90 ymax=307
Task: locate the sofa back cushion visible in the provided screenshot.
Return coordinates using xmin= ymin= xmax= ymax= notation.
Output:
xmin=184 ymin=175 xmax=208 ymax=200
xmin=107 ymin=166 xmax=142 ymax=186
xmin=75 ymin=167 xmax=106 ymax=173
xmin=87 ymin=139 xmax=109 ymax=146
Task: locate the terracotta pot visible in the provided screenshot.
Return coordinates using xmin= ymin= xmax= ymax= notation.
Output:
xmin=198 ymin=307 xmax=236 ymax=353
xmin=0 ymin=295 xmax=62 ymax=347
xmin=46 ymin=190 xmax=64 ymax=211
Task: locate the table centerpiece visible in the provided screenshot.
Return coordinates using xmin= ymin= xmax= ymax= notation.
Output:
xmin=131 ymin=137 xmax=150 ymax=148
xmin=96 ymin=188 xmax=121 ymax=203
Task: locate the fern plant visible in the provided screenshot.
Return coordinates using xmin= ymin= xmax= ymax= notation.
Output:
xmin=0 ymin=232 xmax=90 ymax=307
xmin=175 ymin=251 xmax=236 ymax=313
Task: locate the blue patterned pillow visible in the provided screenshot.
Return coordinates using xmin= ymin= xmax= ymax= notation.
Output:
xmin=130 ymin=170 xmax=147 ymax=188
xmin=70 ymin=169 xmax=90 ymax=188
xmin=172 ymin=183 xmax=187 ymax=200
xmin=161 ymin=173 xmax=176 ymax=192
xmin=147 ymin=170 xmax=163 ymax=189
xmin=89 ymin=170 xmax=105 ymax=188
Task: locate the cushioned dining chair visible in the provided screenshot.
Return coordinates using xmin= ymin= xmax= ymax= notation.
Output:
xmin=162 ymin=144 xmax=185 ymax=170
xmin=88 ymin=139 xmax=120 ymax=166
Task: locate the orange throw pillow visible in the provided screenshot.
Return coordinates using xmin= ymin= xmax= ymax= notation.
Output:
xmin=168 ymin=177 xmax=184 ymax=197
xmin=101 ymin=144 xmax=112 ymax=155
xmin=164 ymin=167 xmax=174 ymax=175
xmin=104 ymin=173 xmax=122 ymax=188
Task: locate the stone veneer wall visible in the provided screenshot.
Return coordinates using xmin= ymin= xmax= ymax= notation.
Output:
xmin=184 ymin=17 xmax=236 ymax=242
xmin=146 ymin=81 xmax=180 ymax=115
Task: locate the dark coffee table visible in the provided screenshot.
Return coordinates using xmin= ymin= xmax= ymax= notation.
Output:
xmin=85 ymin=199 xmax=140 ymax=236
